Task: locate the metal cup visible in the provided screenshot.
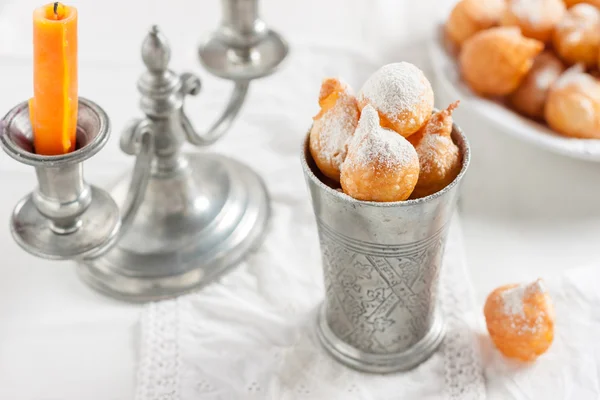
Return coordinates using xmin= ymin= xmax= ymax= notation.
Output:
xmin=301 ymin=123 xmax=470 ymax=373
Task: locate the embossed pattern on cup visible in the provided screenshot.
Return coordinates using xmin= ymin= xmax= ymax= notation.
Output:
xmin=301 ymin=122 xmax=470 ymax=372
xmin=319 ymin=221 xmax=446 ymax=354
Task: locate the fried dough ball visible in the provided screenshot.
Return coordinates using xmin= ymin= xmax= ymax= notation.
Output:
xmin=445 ymin=0 xmax=507 ymax=47
xmin=357 ymin=62 xmax=434 ymax=138
xmin=460 ymin=27 xmax=544 ymax=96
xmin=563 ymin=0 xmax=600 ymax=8
xmin=340 ymin=105 xmax=420 ymax=202
xmin=484 ymin=279 xmax=555 ymax=362
xmin=544 ymin=65 xmax=600 ymax=138
xmin=408 ymin=102 xmax=462 ymax=199
xmin=309 ymin=78 xmax=359 ymax=182
xmin=501 ymin=0 xmax=566 ymax=43
xmin=553 ymin=4 xmax=600 ymax=68
xmin=507 ymin=51 xmax=567 ymax=119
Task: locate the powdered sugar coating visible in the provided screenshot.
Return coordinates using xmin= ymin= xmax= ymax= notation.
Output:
xmin=314 ymin=82 xmax=358 ymax=164
xmin=344 ymin=106 xmax=418 ymax=171
xmin=511 ymin=0 xmax=542 ymax=25
xmin=506 ymin=51 xmax=565 ymax=118
xmin=465 ymin=0 xmax=508 ymax=16
xmin=509 ymin=0 xmax=564 ymax=27
xmin=310 ymin=78 xmax=359 ymax=181
xmin=559 ymin=3 xmax=600 ymax=27
xmin=525 ymin=52 xmax=565 ymax=92
xmin=498 ymin=280 xmax=551 ymax=335
xmin=358 ymin=62 xmax=434 ymax=136
xmin=577 ymin=96 xmax=596 ymax=118
xmin=546 ymin=65 xmax=600 ymax=138
xmin=535 ymin=66 xmax=561 ymax=89
xmin=409 ymin=103 xmax=462 ymax=199
xmin=500 ymin=284 xmax=526 ymax=318
xmin=553 ymin=64 xmax=594 ymax=89
xmin=480 ymin=0 xmax=508 ymax=10
xmin=416 ymin=135 xmax=460 ymax=176
xmin=340 ymin=105 xmax=420 ymax=202
xmin=570 ymin=2 xmax=600 ymax=20
xmin=553 ymin=66 xmax=598 ymax=121
xmin=556 ymin=4 xmax=600 ymax=46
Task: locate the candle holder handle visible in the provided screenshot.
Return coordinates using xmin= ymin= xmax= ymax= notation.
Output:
xmin=117 ymin=120 xmax=154 ymax=233
xmin=180 ymin=75 xmax=249 ymax=147
xmin=82 ymin=118 xmax=155 ymax=259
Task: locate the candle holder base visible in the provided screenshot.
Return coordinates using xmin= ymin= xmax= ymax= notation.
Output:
xmin=77 ymin=152 xmax=270 ymax=301
xmin=11 ymin=186 xmax=121 ymax=260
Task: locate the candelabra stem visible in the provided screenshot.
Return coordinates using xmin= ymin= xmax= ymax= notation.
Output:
xmin=220 ymin=0 xmax=266 ymax=48
xmin=33 ymin=163 xmax=91 ymax=235
xmin=199 ymin=0 xmax=288 ymax=80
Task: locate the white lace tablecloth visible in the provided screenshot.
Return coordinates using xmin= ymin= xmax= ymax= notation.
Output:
xmin=135 ymin=210 xmax=486 ymax=400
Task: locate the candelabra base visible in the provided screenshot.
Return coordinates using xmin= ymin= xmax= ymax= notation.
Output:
xmin=77 ymin=152 xmax=270 ymax=302
xmin=11 ymin=186 xmax=121 ymax=260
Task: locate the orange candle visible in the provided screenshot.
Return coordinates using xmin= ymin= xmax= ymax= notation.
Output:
xmin=31 ymin=2 xmax=78 ymax=155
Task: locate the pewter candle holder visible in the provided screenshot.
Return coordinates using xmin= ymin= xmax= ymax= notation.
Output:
xmin=0 ymin=0 xmax=288 ymax=301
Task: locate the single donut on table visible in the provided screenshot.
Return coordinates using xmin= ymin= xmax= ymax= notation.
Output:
xmin=340 ymin=105 xmax=420 ymax=202
xmin=484 ymin=279 xmax=555 ymax=362
xmin=357 ymin=62 xmax=434 ymax=138
xmin=544 ymin=65 xmax=600 ymax=139
xmin=501 ymin=0 xmax=565 ymax=43
xmin=459 ymin=27 xmax=544 ymax=96
xmin=309 ymin=77 xmax=359 ymax=182
xmin=552 ymin=4 xmax=600 ymax=69
xmin=408 ymin=101 xmax=462 ymax=199
xmin=508 ymin=51 xmax=566 ymax=120
xmin=445 ymin=0 xmax=507 ymax=47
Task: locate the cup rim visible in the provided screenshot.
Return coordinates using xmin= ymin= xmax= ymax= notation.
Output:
xmin=301 ymin=122 xmax=471 ymax=207
xmin=0 ymin=97 xmax=110 ymax=167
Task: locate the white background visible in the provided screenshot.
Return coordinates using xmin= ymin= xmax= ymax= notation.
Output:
xmin=0 ymin=0 xmax=599 ymax=398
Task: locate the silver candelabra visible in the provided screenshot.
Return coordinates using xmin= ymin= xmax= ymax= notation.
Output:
xmin=0 ymin=0 xmax=288 ymax=301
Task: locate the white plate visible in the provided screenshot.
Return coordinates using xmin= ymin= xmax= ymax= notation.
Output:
xmin=428 ymin=29 xmax=600 ymax=162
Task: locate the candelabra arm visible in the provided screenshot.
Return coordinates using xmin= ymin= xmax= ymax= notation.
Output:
xmin=83 ymin=118 xmax=155 ymax=260
xmin=180 ymin=74 xmax=249 ymax=147
xmin=117 ymin=119 xmax=154 ymax=235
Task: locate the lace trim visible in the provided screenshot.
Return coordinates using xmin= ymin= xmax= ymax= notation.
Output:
xmin=440 ymin=227 xmax=486 ymax=400
xmin=135 ymin=219 xmax=486 ymax=400
xmin=135 ymin=299 xmax=180 ymax=400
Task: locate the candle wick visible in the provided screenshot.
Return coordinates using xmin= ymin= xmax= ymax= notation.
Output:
xmin=53 ymin=2 xmax=59 ymax=17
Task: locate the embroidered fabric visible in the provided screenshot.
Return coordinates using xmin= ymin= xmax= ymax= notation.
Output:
xmin=135 ymin=212 xmax=485 ymax=400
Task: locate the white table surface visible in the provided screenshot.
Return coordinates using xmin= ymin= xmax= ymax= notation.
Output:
xmin=1 ymin=0 xmax=600 ymax=399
